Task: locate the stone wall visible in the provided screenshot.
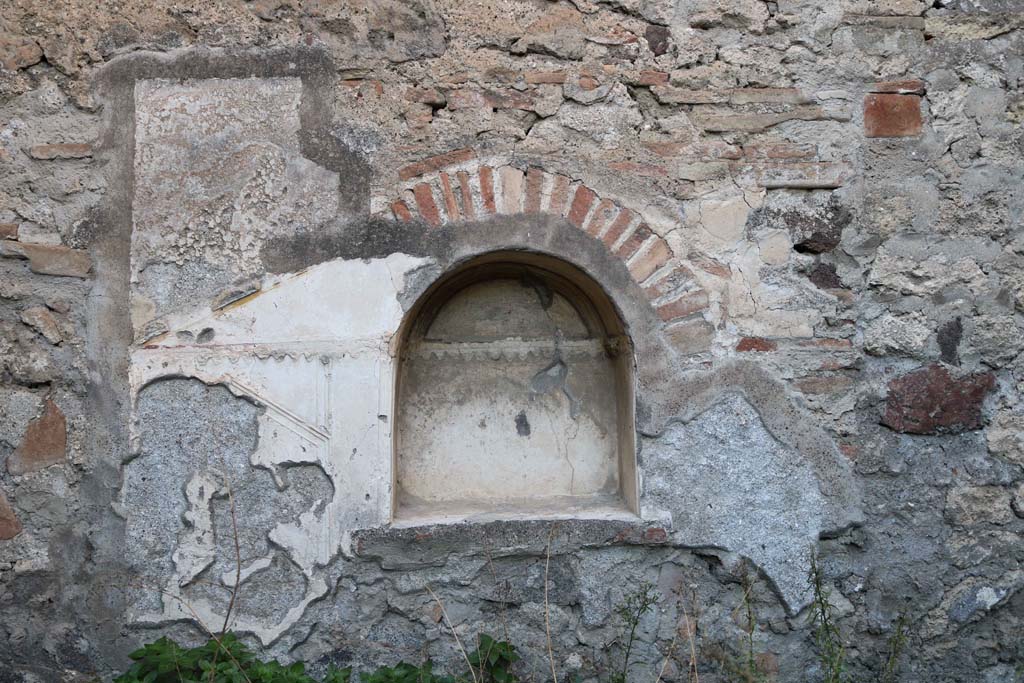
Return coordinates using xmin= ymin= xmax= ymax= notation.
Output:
xmin=0 ymin=1 xmax=1022 ymax=681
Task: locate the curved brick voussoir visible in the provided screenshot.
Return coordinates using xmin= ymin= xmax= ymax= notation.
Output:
xmin=381 ymin=154 xmax=700 ymax=323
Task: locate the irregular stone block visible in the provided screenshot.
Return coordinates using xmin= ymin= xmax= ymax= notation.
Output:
xmin=19 ymin=306 xmax=62 ymax=344
xmin=945 ymin=486 xmax=1013 ymax=526
xmin=882 ymin=364 xmax=995 ymax=434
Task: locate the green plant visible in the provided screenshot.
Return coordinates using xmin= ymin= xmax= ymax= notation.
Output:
xmin=880 ymin=613 xmax=908 ymax=683
xmin=114 ymin=633 xmax=352 ymax=683
xmin=466 ymin=634 xmax=520 ymax=683
xmin=360 ymin=661 xmax=453 ymax=683
xmin=807 ymin=554 xmax=845 ymax=683
xmin=608 ymin=581 xmax=661 ymax=683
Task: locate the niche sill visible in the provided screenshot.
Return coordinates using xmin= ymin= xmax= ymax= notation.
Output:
xmin=392 ymin=492 xmax=637 ymax=529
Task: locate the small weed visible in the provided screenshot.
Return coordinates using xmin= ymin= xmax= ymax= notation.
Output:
xmin=608 ymin=581 xmax=660 ymax=683
xmin=808 ymin=553 xmax=845 ymax=683
xmin=880 ymin=613 xmax=908 ymax=683
xmin=467 ymin=633 xmax=520 ymax=683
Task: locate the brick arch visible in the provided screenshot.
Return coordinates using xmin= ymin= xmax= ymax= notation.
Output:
xmin=378 ymin=152 xmax=709 ymax=328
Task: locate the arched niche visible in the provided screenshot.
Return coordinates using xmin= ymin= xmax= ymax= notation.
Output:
xmin=393 ymin=251 xmax=638 ymax=524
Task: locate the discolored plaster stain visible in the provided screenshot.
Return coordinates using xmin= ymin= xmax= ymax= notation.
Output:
xmin=515 ymin=410 xmax=531 ymax=437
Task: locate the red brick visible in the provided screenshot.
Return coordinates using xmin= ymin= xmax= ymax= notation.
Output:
xmin=524 ymin=71 xmax=567 ymax=84
xmin=524 ymin=168 xmax=545 ymax=214
xmin=0 ymin=491 xmax=21 ymax=541
xmin=870 ymin=80 xmax=925 ymax=95
xmin=405 ymin=86 xmax=447 ymax=105
xmin=413 ymin=183 xmax=442 ymax=227
xmin=583 ymin=199 xmax=617 ymax=237
xmin=479 ymin=166 xmax=497 ymax=214
xmin=457 ymin=171 xmax=476 ymax=220
xmin=737 ymin=337 xmax=777 ymax=352
xmin=615 ymin=223 xmax=652 ymax=260
xmin=398 ymin=148 xmax=477 ymax=181
xmin=439 ymin=172 xmax=460 ymax=221
xmin=548 ymin=175 xmax=571 ymax=216
xmin=690 ymin=253 xmax=731 ymax=279
xmin=601 ymin=208 xmax=636 ymax=249
xmin=636 ymin=70 xmax=669 ymax=86
xmin=882 ymin=364 xmax=995 ymax=434
xmin=0 ymin=241 xmax=91 ymax=278
xmin=650 ymin=86 xmax=728 ymax=104
xmin=567 ymin=185 xmax=597 ymax=229
xmin=643 ymin=264 xmax=695 ymax=299
xmin=742 ymin=143 xmax=817 ymax=160
xmin=484 ymin=89 xmax=536 ymax=110
xmin=0 ymin=223 xmax=17 ymax=240
xmin=608 ymin=160 xmax=668 ymax=177
xmin=629 ymin=238 xmax=672 ymax=282
xmin=864 ymin=94 xmax=922 ymax=138
xmin=578 ymin=75 xmax=600 ymax=91
xmin=642 ymin=139 xmax=742 ymax=160
xmin=657 ymin=290 xmax=709 ymax=322
xmin=7 ymin=399 xmax=66 ymax=475
xmin=391 ymin=200 xmax=413 ymax=222
xmin=27 ymin=143 xmax=92 ymax=160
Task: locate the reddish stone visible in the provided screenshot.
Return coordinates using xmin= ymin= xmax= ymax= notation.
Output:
xmin=398 ymin=147 xmax=477 ymax=181
xmin=583 ymin=199 xmax=617 ymax=237
xmin=864 ymin=94 xmax=922 ymax=138
xmin=8 ymin=399 xmax=66 ymax=476
xmin=524 ymin=167 xmax=545 ymax=214
xmin=657 ymin=290 xmax=709 ymax=322
xmin=567 ymin=185 xmax=597 ymax=229
xmin=438 ymin=172 xmax=460 ymax=220
xmin=690 ymin=253 xmax=731 ymax=279
xmin=0 ymin=223 xmax=17 ymax=240
xmin=742 ymin=143 xmax=817 ymax=160
xmin=808 ymin=263 xmax=843 ymax=289
xmin=405 ymin=86 xmax=447 ymax=105
xmin=578 ymin=75 xmax=600 ymax=91
xmin=456 ymin=171 xmax=476 ymax=220
xmin=882 ymin=363 xmax=995 ymax=434
xmin=628 ymin=238 xmax=672 ymax=283
xmin=870 ymin=80 xmax=926 ymax=95
xmin=0 ymin=491 xmax=21 ymax=541
xmin=643 ymin=527 xmax=668 ymax=543
xmin=642 ymin=264 xmax=695 ymax=300
xmin=798 ymin=338 xmax=852 ymax=349
xmin=548 ymin=175 xmax=571 ymax=216
xmin=608 ymin=160 xmax=668 ymax=177
xmin=524 ymin=71 xmax=567 ymax=84
xmin=737 ymin=337 xmax=777 ymax=352
xmin=601 ymin=208 xmax=636 ymax=249
xmin=0 ymin=241 xmax=92 ymax=278
xmin=391 ymin=200 xmax=413 ymax=222
xmin=412 ymin=183 xmax=442 ymax=227
xmin=483 ymin=89 xmax=536 ymax=110
xmin=615 ymin=223 xmax=652 ymax=260
xmin=478 ymin=166 xmax=497 ymax=214
xmin=636 ymin=70 xmax=669 ymax=86
xmin=27 ymin=143 xmax=92 ymax=160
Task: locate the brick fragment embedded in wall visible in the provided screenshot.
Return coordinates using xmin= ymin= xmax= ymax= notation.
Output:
xmin=524 ymin=71 xmax=567 ymax=84
xmin=0 ymin=223 xmax=17 ymax=240
xmin=628 ymin=237 xmax=672 ymax=282
xmin=864 ymin=94 xmax=922 ymax=137
xmin=656 ymin=289 xmax=709 ymax=322
xmin=7 ymin=399 xmax=67 ymax=475
xmin=882 ymin=363 xmax=995 ymax=434
xmin=737 ymin=337 xmax=777 ymax=352
xmin=0 ymin=241 xmax=92 ymax=278
xmin=398 ymin=148 xmax=477 ymax=181
xmin=0 ymin=490 xmax=21 ymax=541
xmin=26 ymin=143 xmax=93 ymax=160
